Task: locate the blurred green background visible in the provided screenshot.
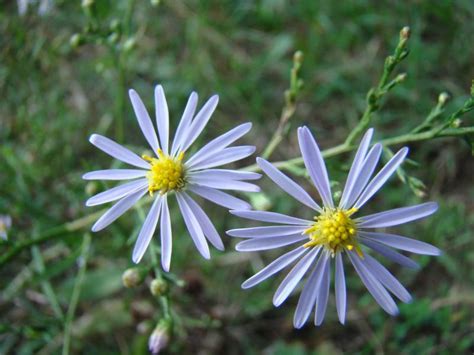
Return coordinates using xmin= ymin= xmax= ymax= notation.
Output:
xmin=1 ymin=0 xmax=473 ymax=354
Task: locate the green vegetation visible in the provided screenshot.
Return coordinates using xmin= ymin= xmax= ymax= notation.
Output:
xmin=1 ymin=1 xmax=473 ymax=354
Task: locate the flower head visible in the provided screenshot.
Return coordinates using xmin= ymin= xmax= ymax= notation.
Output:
xmin=0 ymin=215 xmax=12 ymax=241
xmin=84 ymin=85 xmax=260 ymax=270
xmin=228 ymin=127 xmax=440 ymax=327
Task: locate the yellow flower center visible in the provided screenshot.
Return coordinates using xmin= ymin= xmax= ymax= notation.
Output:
xmin=143 ymin=149 xmax=186 ymax=195
xmin=303 ymin=207 xmax=363 ymax=257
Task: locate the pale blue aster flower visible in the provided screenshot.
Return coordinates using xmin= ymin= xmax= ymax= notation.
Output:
xmin=84 ymin=86 xmax=260 ymax=271
xmin=228 ymin=126 xmax=440 ymax=328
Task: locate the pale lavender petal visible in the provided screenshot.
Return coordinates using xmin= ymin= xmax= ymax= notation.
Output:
xmin=273 ymin=247 xmax=321 ymax=307
xmin=188 ymin=185 xmax=251 ymax=210
xmin=185 ymin=123 xmax=252 ymax=168
xmin=359 ymin=231 xmax=441 ymax=255
xmin=363 ymin=254 xmax=412 ymax=303
xmin=343 ymin=143 xmax=382 ymax=209
xmin=360 ymin=238 xmax=420 ymax=269
xmin=86 ymin=178 xmax=148 ymax=206
xmin=188 ymin=168 xmax=261 ymax=181
xmin=242 ymin=246 xmax=308 ymax=289
xmin=314 ymin=253 xmax=331 ymax=326
xmin=347 ymin=251 xmax=399 ymax=315
xmin=339 ymin=128 xmax=374 ymax=209
xmin=354 ymin=147 xmax=409 ymax=209
xmin=188 ymin=177 xmax=260 ymax=192
xmin=181 ymin=192 xmax=224 ymax=251
xmin=129 ymin=89 xmax=160 ymax=154
xmin=171 ymin=92 xmax=198 ymax=156
xmin=297 ymin=126 xmax=333 ymax=208
xmin=293 ymin=251 xmax=328 ymax=328
xmin=227 ymin=225 xmax=307 ymax=238
xmin=176 ymin=193 xmax=210 ymax=259
xmin=335 ymin=252 xmax=346 ymax=324
xmin=236 ymin=234 xmax=307 ymax=252
xmin=230 ymin=210 xmax=312 ymax=226
xmin=189 ymin=146 xmax=255 ymax=170
xmin=181 ymin=95 xmax=219 ymax=152
xmin=83 ymin=169 xmax=147 ymax=181
xmin=357 ymin=202 xmax=438 ymax=228
xmin=154 ymin=85 xmax=169 ymax=154
xmin=257 ymin=157 xmax=321 ymax=211
xmin=89 ymin=134 xmax=150 ymax=169
xmin=132 ymin=196 xmax=163 ymax=264
xmin=91 ymin=189 xmax=147 ymax=232
xmin=160 ymin=196 xmax=172 ymax=271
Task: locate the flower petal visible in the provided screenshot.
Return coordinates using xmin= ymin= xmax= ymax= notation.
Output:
xmin=189 ymin=146 xmax=255 ymax=170
xmin=129 ymin=89 xmax=160 ymax=154
xmin=160 ymin=196 xmax=172 ymax=271
xmin=353 ymin=147 xmax=408 ymax=209
xmin=347 ymin=251 xmax=399 ymax=316
xmin=92 ymin=189 xmax=147 ymax=232
xmin=83 ymin=169 xmax=147 ymax=181
xmin=358 ymin=231 xmax=441 ymax=255
xmin=171 ymin=92 xmax=198 ymax=156
xmin=339 ymin=128 xmax=374 ymax=209
xmin=314 ymin=253 xmax=331 ymax=326
xmin=185 ymin=123 xmax=252 ymax=169
xmin=242 ymin=246 xmax=307 ymax=289
xmin=363 ymin=254 xmax=412 ymax=303
xmin=293 ymin=251 xmax=329 ymax=328
xmin=273 ymin=246 xmax=321 ymax=307
xmin=86 ymin=179 xmax=148 ymax=207
xmin=188 ymin=177 xmax=260 ymax=192
xmin=176 ymin=193 xmax=211 ymax=259
xmin=257 ymin=158 xmax=321 ymax=211
xmin=343 ymin=143 xmax=382 ymax=209
xmin=181 ymin=95 xmax=219 ymax=152
xmin=181 ymin=192 xmax=224 ymax=251
xmin=155 ymin=85 xmax=169 ymax=154
xmin=188 ymin=169 xmax=261 ymax=181
xmin=335 ymin=252 xmax=347 ymax=324
xmin=230 ymin=210 xmax=312 ymax=226
xmin=360 ymin=237 xmax=420 ymax=269
xmin=297 ymin=126 xmax=333 ymax=208
xmin=227 ymin=225 xmax=307 ymax=238
xmin=188 ymin=185 xmax=251 ymax=210
xmin=89 ymin=134 xmax=150 ymax=169
xmin=132 ymin=196 xmax=163 ymax=264
xmin=235 ymin=234 xmax=307 ymax=252
xmin=357 ymin=202 xmax=438 ymax=228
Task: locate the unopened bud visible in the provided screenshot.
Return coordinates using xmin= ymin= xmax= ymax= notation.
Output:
xmin=451 ymin=118 xmax=461 ymax=128
xmin=85 ymin=181 xmax=98 ymax=196
xmin=395 ymin=73 xmax=407 ymax=83
xmin=151 ymin=0 xmax=161 ymax=6
xmin=293 ymin=50 xmax=304 ymax=65
xmin=69 ymin=34 xmax=83 ymax=48
xmin=400 ymin=26 xmax=410 ymax=40
xmin=122 ymin=268 xmax=145 ymax=288
xmin=82 ymin=0 xmax=94 ymax=8
xmin=107 ymin=32 xmax=119 ymax=45
xmin=149 ymin=320 xmax=171 ymax=354
xmin=150 ymin=278 xmax=168 ymax=296
xmin=438 ymin=92 xmax=449 ymax=105
xmin=122 ymin=37 xmax=136 ymax=52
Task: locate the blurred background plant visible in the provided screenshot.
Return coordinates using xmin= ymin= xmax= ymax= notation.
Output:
xmin=1 ymin=0 xmax=474 ymax=354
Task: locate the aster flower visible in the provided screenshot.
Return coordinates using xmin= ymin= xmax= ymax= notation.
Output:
xmin=84 ymin=86 xmax=260 ymax=270
xmin=228 ymin=127 xmax=440 ymax=327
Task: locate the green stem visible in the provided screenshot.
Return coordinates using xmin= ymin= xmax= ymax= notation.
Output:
xmin=62 ymin=234 xmax=91 ymax=355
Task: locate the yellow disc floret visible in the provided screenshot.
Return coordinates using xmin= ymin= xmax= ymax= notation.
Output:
xmin=143 ymin=149 xmax=186 ymax=195
xmin=303 ymin=207 xmax=363 ymax=257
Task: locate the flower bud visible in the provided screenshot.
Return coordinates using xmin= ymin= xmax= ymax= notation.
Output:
xmin=122 ymin=37 xmax=136 ymax=52
xmin=438 ymin=92 xmax=449 ymax=105
xmin=150 ymin=278 xmax=168 ymax=296
xmin=122 ymin=268 xmax=146 ymax=288
xmin=69 ymin=34 xmax=84 ymax=48
xmin=82 ymin=0 xmax=94 ymax=8
xmin=395 ymin=73 xmax=407 ymax=83
xmin=451 ymin=118 xmax=461 ymax=128
xmin=151 ymin=0 xmax=161 ymax=6
xmin=293 ymin=50 xmax=304 ymax=65
xmin=148 ymin=320 xmax=171 ymax=354
xmin=400 ymin=26 xmax=410 ymax=40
